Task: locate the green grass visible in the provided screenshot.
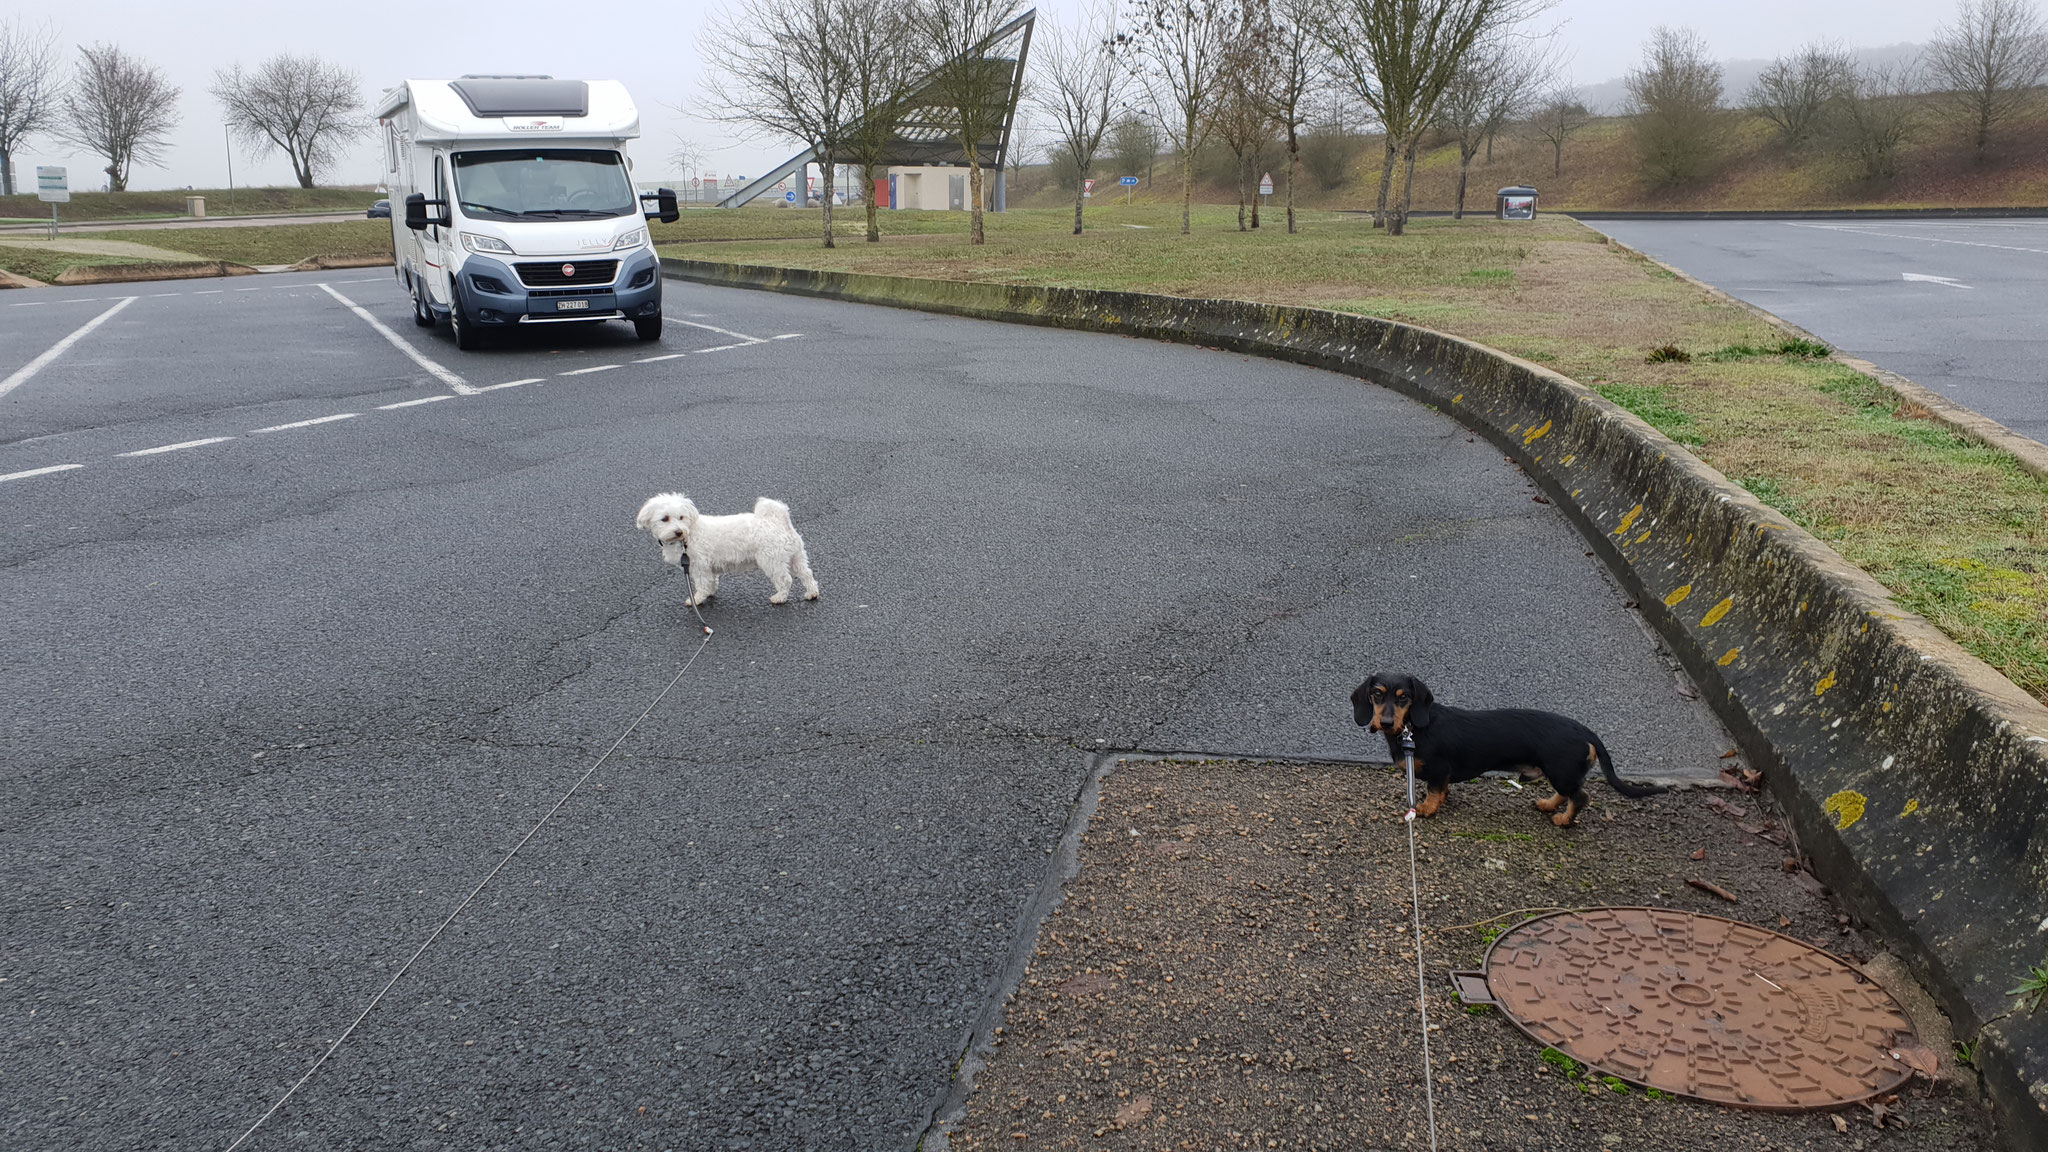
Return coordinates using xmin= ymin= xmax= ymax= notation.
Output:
xmin=1595 ymin=382 xmax=1705 ymax=447
xmin=0 ymin=220 xmax=391 ymax=281
xmin=0 ymin=185 xmax=375 ymax=222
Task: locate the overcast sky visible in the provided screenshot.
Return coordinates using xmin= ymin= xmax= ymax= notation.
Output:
xmin=7 ymin=0 xmax=1958 ymax=194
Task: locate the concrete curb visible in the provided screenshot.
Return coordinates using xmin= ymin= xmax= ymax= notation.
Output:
xmin=665 ymin=256 xmax=2048 ymax=1148
xmin=52 ymin=260 xmax=260 ymax=285
xmin=1596 ymin=233 xmax=2048 ymax=482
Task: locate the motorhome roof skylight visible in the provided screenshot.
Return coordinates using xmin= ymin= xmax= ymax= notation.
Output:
xmin=449 ymin=79 xmax=589 ymax=118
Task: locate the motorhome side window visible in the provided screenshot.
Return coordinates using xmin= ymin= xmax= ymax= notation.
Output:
xmin=452 ymin=150 xmax=637 ymax=221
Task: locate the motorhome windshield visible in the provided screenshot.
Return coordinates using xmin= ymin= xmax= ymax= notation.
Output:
xmin=452 ymin=149 xmax=636 ymax=221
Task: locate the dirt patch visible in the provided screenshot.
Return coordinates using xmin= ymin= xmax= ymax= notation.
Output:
xmin=943 ymin=759 xmax=1994 ymax=1151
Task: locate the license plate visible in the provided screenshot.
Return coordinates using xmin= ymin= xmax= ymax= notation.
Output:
xmin=555 ymin=299 xmax=590 ymax=311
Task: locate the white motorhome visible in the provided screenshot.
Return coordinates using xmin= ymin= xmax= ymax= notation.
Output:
xmin=374 ymin=76 xmax=678 ymax=350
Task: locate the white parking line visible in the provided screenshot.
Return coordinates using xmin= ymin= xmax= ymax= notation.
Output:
xmin=1786 ymin=222 xmax=2048 ymax=257
xmin=0 ymin=463 xmax=83 ymax=483
xmin=193 ymin=290 xmax=223 ymax=295
xmin=559 ymin=364 xmax=619 ymax=376
xmin=10 ymin=301 xmax=45 ymax=306
xmin=668 ymin=316 xmax=766 ymax=344
xmin=252 ymin=413 xmax=357 ymax=434
xmin=772 ymin=333 xmax=802 ymax=340
xmin=376 ymin=395 xmax=455 ymax=409
xmin=690 ymin=342 xmax=757 ymax=354
xmin=118 ymin=436 xmax=234 ymax=457
xmin=58 ymin=297 xmax=103 ymax=304
xmin=317 ymin=282 xmax=476 ymax=396
xmin=235 ymin=287 xmax=264 ymax=292
xmin=149 ymin=292 xmax=179 ymax=298
xmin=633 ymin=353 xmax=684 ymax=363
xmin=0 ymin=296 xmax=137 ymax=400
xmin=476 ymin=377 xmax=542 ymax=392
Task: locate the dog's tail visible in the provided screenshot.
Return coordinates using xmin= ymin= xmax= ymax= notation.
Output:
xmin=753 ymin=497 xmax=794 ymax=528
xmin=1594 ymin=736 xmax=1664 ymax=798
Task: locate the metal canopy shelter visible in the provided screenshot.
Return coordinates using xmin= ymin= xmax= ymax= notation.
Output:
xmin=717 ymin=8 xmax=1035 ymax=210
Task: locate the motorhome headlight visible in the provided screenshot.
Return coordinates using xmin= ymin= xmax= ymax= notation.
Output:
xmin=460 ymin=232 xmax=515 ymax=255
xmin=613 ymin=228 xmax=648 ymax=251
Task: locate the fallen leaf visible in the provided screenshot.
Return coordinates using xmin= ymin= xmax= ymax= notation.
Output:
xmin=1790 ymin=871 xmax=1827 ymax=897
xmin=1739 ymin=820 xmax=1767 ymax=836
xmin=1831 ymin=1114 xmax=1850 ymax=1133
xmin=1720 ymin=747 xmax=1741 ymax=759
xmin=1689 ymin=847 xmax=1706 ymax=861
xmin=1675 ymin=682 xmax=1700 ymax=700
xmin=1891 ymin=1046 xmax=1940 ymax=1078
xmin=1778 ymin=914 xmax=1792 ymax=927
xmin=1532 ymin=495 xmax=1551 ymax=504
xmin=1686 ymin=877 xmax=1740 ymax=903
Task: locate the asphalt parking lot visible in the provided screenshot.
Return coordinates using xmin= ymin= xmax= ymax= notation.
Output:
xmin=1587 ymin=218 xmax=2048 ymax=443
xmin=2 ymin=267 xmax=1733 ymax=1149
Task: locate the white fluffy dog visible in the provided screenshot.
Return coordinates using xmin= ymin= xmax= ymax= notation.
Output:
xmin=635 ymin=492 xmax=821 ymax=606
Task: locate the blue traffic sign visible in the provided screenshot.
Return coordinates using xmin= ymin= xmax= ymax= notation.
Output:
xmin=785 ymin=191 xmax=797 ymax=203
xmin=1119 ymin=176 xmax=1139 ymax=186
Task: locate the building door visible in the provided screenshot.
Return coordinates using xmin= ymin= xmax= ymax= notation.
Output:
xmin=948 ymin=173 xmax=965 ymax=211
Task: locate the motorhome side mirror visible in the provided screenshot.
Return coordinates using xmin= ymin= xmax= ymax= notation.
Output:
xmin=646 ymin=188 xmax=679 ymax=224
xmin=404 ymin=193 xmax=429 ymax=231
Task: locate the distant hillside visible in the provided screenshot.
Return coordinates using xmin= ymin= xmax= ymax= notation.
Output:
xmin=1576 ymin=43 xmax=1930 ymax=115
xmin=1010 ymin=97 xmax=2048 ymax=214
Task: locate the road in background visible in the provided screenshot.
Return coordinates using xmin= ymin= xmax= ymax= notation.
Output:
xmin=1587 ymin=218 xmax=2048 ymax=443
xmin=2 ymin=270 xmax=1732 ymax=1150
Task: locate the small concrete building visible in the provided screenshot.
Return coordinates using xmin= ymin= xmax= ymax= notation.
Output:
xmin=881 ymin=166 xmax=985 ymax=211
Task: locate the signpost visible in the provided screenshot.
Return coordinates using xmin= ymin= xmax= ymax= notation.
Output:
xmin=1120 ymin=175 xmax=1138 ymax=205
xmin=1258 ymin=171 xmax=1273 ymax=198
xmin=37 ymin=166 xmax=67 ymax=239
xmin=1083 ymin=178 xmax=1094 ymax=199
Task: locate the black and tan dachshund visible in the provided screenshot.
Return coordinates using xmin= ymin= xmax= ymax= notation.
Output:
xmin=1351 ymin=672 xmax=1662 ymax=826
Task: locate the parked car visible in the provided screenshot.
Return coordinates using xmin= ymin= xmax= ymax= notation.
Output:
xmin=367 ymin=199 xmax=391 ymax=219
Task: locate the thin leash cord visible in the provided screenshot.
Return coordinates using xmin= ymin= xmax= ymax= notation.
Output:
xmin=221 ymin=631 xmax=713 ymax=1152
xmin=1402 ymin=732 xmax=1441 ymax=1152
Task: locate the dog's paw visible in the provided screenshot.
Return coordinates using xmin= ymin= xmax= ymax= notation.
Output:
xmin=769 ymin=593 xmax=789 ymax=605
xmin=804 ymin=590 xmax=820 ymax=601
xmin=1551 ymin=810 xmax=1577 ymax=827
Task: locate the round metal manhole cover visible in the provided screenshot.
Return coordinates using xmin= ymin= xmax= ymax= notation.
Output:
xmin=1478 ymin=908 xmax=1917 ymax=1110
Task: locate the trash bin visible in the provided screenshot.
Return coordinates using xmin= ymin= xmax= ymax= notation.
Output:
xmin=1496 ymin=186 xmax=1536 ymax=221
xmin=185 ymin=196 xmax=206 ymax=218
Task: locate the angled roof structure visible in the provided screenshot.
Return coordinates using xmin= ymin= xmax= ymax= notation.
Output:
xmin=718 ymin=8 xmax=1035 ymax=209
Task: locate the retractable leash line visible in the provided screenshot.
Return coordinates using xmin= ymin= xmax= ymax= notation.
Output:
xmin=1401 ymin=728 xmax=1442 ymax=1152
xmin=222 ymin=574 xmax=712 ymax=1152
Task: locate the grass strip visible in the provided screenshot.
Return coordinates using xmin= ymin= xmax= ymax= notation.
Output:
xmin=0 ymin=221 xmax=393 ymax=281
xmin=657 ymin=206 xmax=2048 ymax=702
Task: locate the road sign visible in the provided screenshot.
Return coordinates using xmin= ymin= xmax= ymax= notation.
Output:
xmin=1084 ymin=177 xmax=1094 ymax=199
xmin=1258 ymin=172 xmax=1273 ymax=197
xmin=692 ymin=177 xmax=701 ymax=187
xmin=1119 ymin=176 xmax=1139 ymax=186
xmin=36 ymin=166 xmax=68 ymax=203
xmin=785 ymin=191 xmax=797 ymax=204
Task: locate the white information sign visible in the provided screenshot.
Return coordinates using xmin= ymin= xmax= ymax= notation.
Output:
xmin=37 ymin=166 xmax=68 ymax=203
xmin=1258 ymin=172 xmax=1273 ymax=196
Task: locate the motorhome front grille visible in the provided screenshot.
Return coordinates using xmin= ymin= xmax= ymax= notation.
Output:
xmin=527 ymin=287 xmax=614 ymax=298
xmin=514 ymin=260 xmax=618 ymax=287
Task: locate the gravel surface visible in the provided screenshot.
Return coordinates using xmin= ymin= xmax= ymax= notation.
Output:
xmin=944 ymin=759 xmax=1995 ymax=1151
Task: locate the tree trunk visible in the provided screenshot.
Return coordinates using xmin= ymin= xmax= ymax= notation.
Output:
xmin=820 ymin=155 xmax=836 ymax=249
xmin=295 ymin=151 xmax=315 ymax=189
xmin=1389 ymin=139 xmax=1420 ymax=236
xmin=0 ymin=150 xmax=12 ymax=197
xmin=1236 ymin=156 xmax=1248 ymax=231
xmin=1454 ymin=149 xmax=1473 ymax=219
xmin=1180 ymin=144 xmax=1193 ymax=235
xmin=969 ymin=158 xmax=985 ymax=244
xmin=1286 ymin=129 xmax=1299 ymax=235
xmin=1553 ymin=139 xmax=1563 ymax=177
xmin=1072 ymin=157 xmax=1087 ymax=234
xmin=106 ymin=162 xmax=126 ymax=193
xmin=864 ymin=162 xmax=881 ymax=242
xmin=1373 ymin=137 xmax=1397 ymax=228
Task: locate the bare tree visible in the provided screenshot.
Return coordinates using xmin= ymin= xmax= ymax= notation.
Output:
xmin=0 ymin=18 xmax=62 ymax=197
xmin=915 ymin=0 xmax=1026 ymax=244
xmin=1256 ymin=0 xmax=1321 ymax=233
xmin=1108 ymin=111 xmax=1163 ymax=185
xmin=706 ymin=0 xmax=852 ymax=247
xmin=837 ymin=0 xmax=923 ymax=242
xmin=1312 ymin=0 xmax=1544 ymax=235
xmin=1625 ymin=26 xmax=1724 ymax=188
xmin=1526 ymin=87 xmax=1589 ymax=177
xmin=61 ymin=43 xmax=179 ymax=193
xmin=1213 ymin=12 xmax=1275 ymax=231
xmin=1133 ymin=0 xmax=1239 ymax=234
xmin=211 ymin=54 xmax=368 ymax=189
xmin=1827 ymin=61 xmax=1922 ymax=179
xmin=1033 ymin=1 xmax=1130 ymax=234
xmin=1439 ymin=45 xmax=1546 ymax=217
xmin=1927 ymin=0 xmax=2048 ymax=160
xmin=1746 ymin=42 xmax=1855 ymax=150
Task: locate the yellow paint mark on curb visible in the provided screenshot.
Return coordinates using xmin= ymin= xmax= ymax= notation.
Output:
xmin=1901 ymin=799 xmax=1920 ymax=818
xmin=1613 ymin=505 xmax=1644 ymax=536
xmin=1701 ymin=597 xmax=1735 ymax=627
xmin=1824 ymin=790 xmax=1867 ymax=830
xmin=1452 ymin=393 xmax=1463 ymax=404
xmin=1562 ymin=454 xmax=1576 ymax=465
xmin=1815 ymin=670 xmax=1837 ymax=695
xmin=1882 ymin=701 xmax=1893 ymax=712
xmin=1664 ymin=584 xmax=1693 ymax=607
xmin=1523 ymin=419 xmax=1553 ymax=445
xmin=1718 ymin=648 xmax=1741 ymax=666
xmin=1634 ymin=530 xmax=1653 ymax=544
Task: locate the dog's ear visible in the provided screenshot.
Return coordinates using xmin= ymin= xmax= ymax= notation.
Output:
xmin=1351 ymin=678 xmax=1377 ymax=727
xmin=1408 ymin=679 xmax=1436 ymax=729
xmin=635 ymin=498 xmax=659 ymax=532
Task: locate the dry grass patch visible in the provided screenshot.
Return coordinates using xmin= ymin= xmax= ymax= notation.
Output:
xmin=660 ymin=209 xmax=2048 ymax=702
